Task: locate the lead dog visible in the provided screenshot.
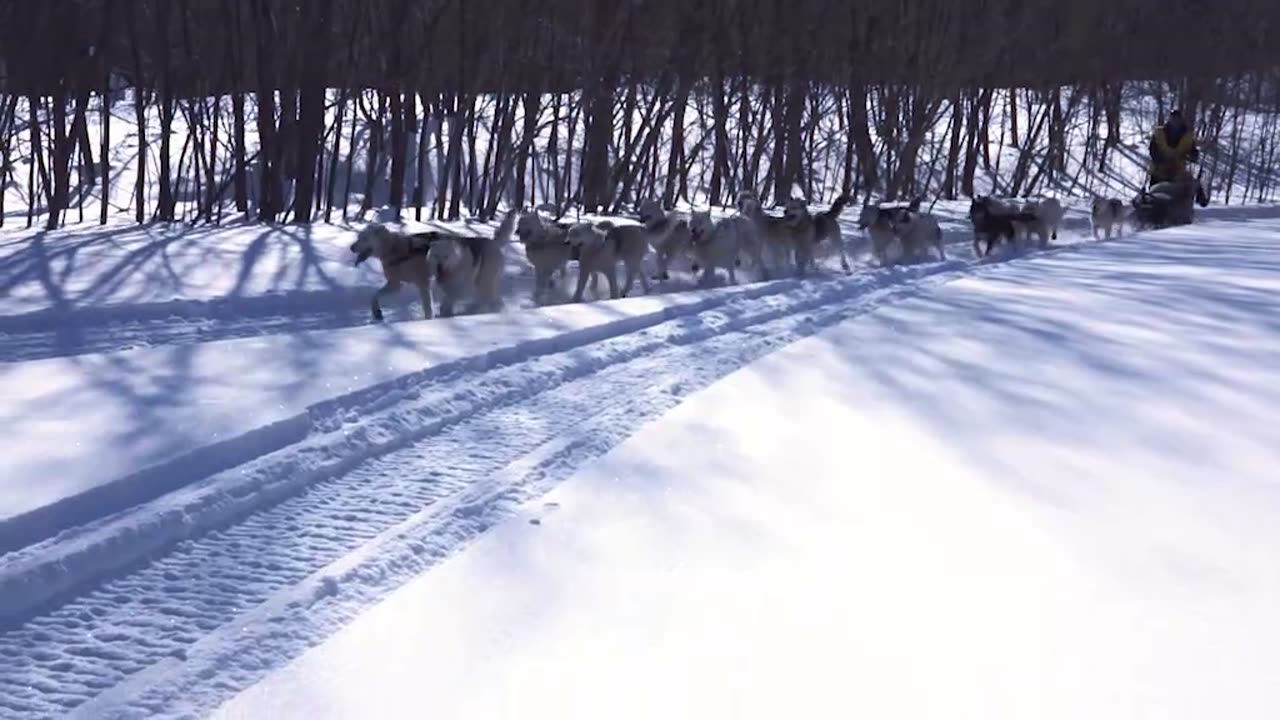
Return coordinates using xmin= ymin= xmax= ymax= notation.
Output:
xmin=350 ymin=224 xmax=440 ymax=321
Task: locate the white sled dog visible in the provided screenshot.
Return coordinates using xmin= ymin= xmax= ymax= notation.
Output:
xmin=687 ymin=210 xmax=745 ymax=285
xmin=891 ymin=199 xmax=947 ymax=261
xmin=515 ymin=211 xmax=574 ymax=302
xmin=635 ymin=199 xmax=693 ymax=280
xmin=735 ymin=190 xmax=797 ymax=278
xmin=1090 ymin=197 xmax=1129 ymax=239
xmin=564 ymin=221 xmax=651 ymax=302
xmin=423 ymin=208 xmax=516 ymax=318
xmin=1019 ymin=196 xmax=1066 ymax=247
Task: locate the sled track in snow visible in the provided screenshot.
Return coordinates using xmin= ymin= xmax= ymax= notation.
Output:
xmin=0 ymin=207 xmax=1268 ymax=365
xmin=0 ymin=250 xmax=1038 ymax=718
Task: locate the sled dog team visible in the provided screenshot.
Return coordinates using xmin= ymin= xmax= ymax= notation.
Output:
xmin=349 ymin=191 xmax=1135 ymax=322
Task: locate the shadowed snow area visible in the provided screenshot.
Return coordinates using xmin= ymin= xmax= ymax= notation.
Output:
xmin=202 ymin=219 xmax=1280 ymax=720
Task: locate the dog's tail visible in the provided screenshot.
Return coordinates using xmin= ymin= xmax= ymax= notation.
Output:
xmin=819 ymin=194 xmax=851 ymax=224
xmin=493 ymin=207 xmax=518 ymax=246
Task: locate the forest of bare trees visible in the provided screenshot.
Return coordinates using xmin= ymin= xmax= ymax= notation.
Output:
xmin=3 ymin=0 xmax=1280 ymax=230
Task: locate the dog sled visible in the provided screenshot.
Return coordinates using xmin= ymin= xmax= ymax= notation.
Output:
xmin=1131 ymin=170 xmax=1209 ymax=230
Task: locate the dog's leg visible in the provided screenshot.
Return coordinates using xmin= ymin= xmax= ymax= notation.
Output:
xmin=605 ymin=265 xmax=621 ymax=299
xmin=619 ymin=259 xmax=643 ymax=297
xmin=417 ymin=282 xmax=434 ymax=320
xmin=636 ymin=259 xmax=651 ymax=295
xmin=531 ymin=266 xmax=544 ymax=303
xmin=571 ymin=265 xmax=592 ymax=303
xmin=370 ymin=282 xmax=396 ymax=322
xmin=654 ymin=248 xmax=670 ymax=281
xmin=794 ymin=242 xmax=811 ymax=278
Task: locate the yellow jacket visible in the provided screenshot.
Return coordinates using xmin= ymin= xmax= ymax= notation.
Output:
xmin=1149 ymin=126 xmax=1198 ymax=180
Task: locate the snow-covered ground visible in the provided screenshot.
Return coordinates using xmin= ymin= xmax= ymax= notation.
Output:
xmin=2 ymin=199 xmax=1279 ymax=718
xmin=205 ymin=217 xmax=1279 ymax=720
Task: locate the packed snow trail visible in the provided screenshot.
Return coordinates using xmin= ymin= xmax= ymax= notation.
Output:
xmin=0 ymin=258 xmax=977 ymax=718
xmin=0 ymin=207 xmax=1107 ymax=364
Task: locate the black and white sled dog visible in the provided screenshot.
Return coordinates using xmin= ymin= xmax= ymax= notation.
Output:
xmin=737 ymin=191 xmax=849 ymax=277
xmin=804 ymin=194 xmax=853 ymax=272
xmin=856 ymin=203 xmax=908 ymax=265
xmin=968 ymin=196 xmax=1040 ymax=257
xmin=350 ymin=224 xmax=438 ymax=321
xmin=856 ymin=197 xmax=943 ymax=265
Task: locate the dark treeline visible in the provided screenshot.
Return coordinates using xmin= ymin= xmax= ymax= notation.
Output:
xmin=3 ymin=0 xmax=1280 ymax=229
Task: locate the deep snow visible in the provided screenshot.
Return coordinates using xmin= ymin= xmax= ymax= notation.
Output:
xmin=208 ymin=218 xmax=1280 ymax=720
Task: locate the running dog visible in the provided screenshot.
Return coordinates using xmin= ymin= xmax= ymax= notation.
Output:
xmin=1019 ymin=196 xmax=1066 ymax=247
xmin=515 ymin=211 xmax=573 ymax=302
xmin=564 ymin=220 xmax=651 ymax=302
xmin=856 ymin=202 xmax=911 ymax=265
xmin=891 ymin=199 xmax=946 ymax=261
xmin=635 ymin=199 xmax=693 ymax=280
xmin=808 ymin=194 xmax=852 ymax=272
xmin=1090 ymin=197 xmax=1129 ymax=240
xmin=687 ymin=210 xmax=744 ymax=286
xmin=350 ymin=223 xmax=441 ymax=322
xmin=736 ymin=190 xmax=798 ymax=278
xmin=596 ymin=221 xmax=653 ymax=297
xmin=423 ymin=208 xmax=515 ymax=317
xmin=968 ymin=196 xmax=1039 ymax=257
xmin=564 ymin=223 xmax=616 ymax=301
